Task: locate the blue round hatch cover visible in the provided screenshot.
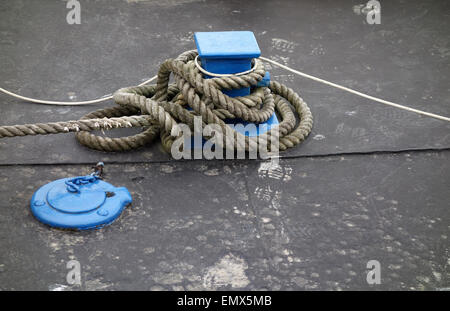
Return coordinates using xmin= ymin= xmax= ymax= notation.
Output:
xmin=30 ymin=175 xmax=132 ymax=230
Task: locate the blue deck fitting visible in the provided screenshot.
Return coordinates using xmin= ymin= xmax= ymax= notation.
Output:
xmin=195 ymin=31 xmax=260 ymax=97
xmin=30 ymin=175 xmax=132 ymax=230
xmin=194 ymin=31 xmax=279 ymax=138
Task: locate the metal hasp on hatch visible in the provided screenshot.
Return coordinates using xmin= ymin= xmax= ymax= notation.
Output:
xmin=30 ymin=173 xmax=132 ymax=230
xmin=194 ymin=31 xmax=278 ymax=137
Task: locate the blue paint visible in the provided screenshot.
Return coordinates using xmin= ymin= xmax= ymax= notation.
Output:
xmin=194 ymin=31 xmax=278 ymax=139
xmin=194 ymin=31 xmax=261 ymax=59
xmin=256 ymin=72 xmax=271 ymax=88
xmin=30 ymin=175 xmax=132 ymax=230
xmin=195 ymin=31 xmax=260 ymax=97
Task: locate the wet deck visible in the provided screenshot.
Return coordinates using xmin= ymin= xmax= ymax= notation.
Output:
xmin=0 ymin=0 xmax=449 ymax=290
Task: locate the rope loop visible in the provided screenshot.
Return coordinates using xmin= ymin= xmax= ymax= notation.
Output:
xmin=0 ymin=50 xmax=313 ymax=156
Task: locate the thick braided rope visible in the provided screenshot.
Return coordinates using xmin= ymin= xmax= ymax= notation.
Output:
xmin=0 ymin=50 xmax=313 ymax=155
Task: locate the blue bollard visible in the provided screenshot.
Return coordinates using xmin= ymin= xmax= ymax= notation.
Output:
xmin=194 ymin=31 xmax=279 ymax=137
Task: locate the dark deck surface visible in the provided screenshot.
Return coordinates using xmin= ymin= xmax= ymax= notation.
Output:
xmin=0 ymin=0 xmax=449 ymax=290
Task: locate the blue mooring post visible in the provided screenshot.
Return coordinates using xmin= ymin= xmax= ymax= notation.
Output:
xmin=194 ymin=31 xmax=278 ymax=137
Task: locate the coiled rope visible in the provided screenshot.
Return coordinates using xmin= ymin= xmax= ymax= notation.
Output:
xmin=0 ymin=50 xmax=313 ymax=155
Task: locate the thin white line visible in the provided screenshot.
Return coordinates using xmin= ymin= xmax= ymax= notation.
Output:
xmin=259 ymin=56 xmax=450 ymax=122
xmin=0 ymin=75 xmax=157 ymax=106
xmin=194 ymin=55 xmax=256 ymax=77
xmin=1 ymin=56 xmax=449 ymax=123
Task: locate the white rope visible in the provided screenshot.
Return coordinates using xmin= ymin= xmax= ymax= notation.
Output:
xmin=259 ymin=56 xmax=450 ymax=122
xmin=194 ymin=55 xmax=256 ymax=77
xmin=0 ymin=56 xmax=449 ymax=123
xmin=0 ymin=75 xmax=157 ymax=106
